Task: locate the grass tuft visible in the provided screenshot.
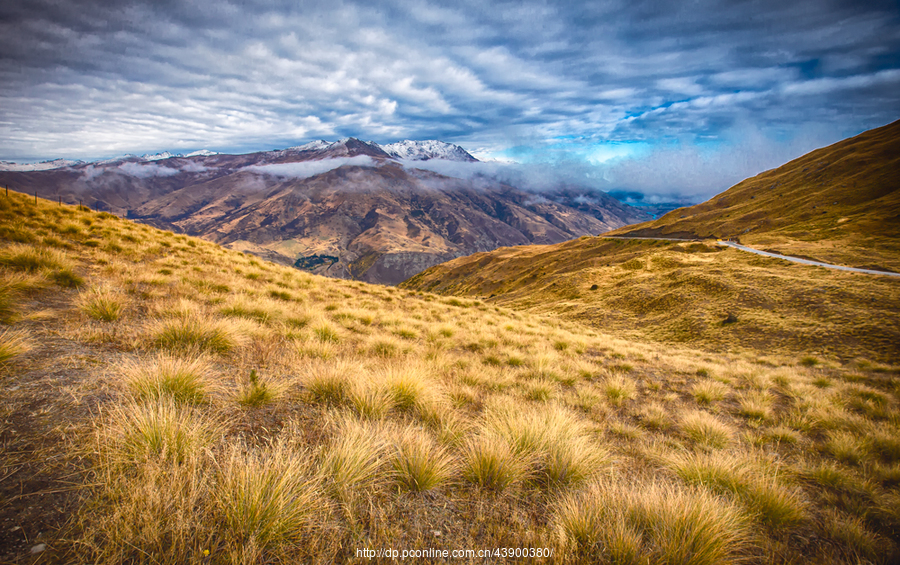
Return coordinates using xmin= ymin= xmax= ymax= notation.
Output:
xmin=237 ymin=370 xmax=278 ymax=407
xmin=320 ymin=416 xmax=388 ymax=497
xmin=666 ymin=451 xmax=807 ymax=528
xmin=603 ymin=374 xmax=636 ymax=406
xmin=0 ymin=328 xmax=32 ymax=363
xmin=215 ymin=441 xmax=324 ymax=559
xmin=391 ymin=426 xmax=456 ymax=492
xmin=555 ymin=479 xmax=750 ymax=564
xmin=122 ymin=353 xmax=215 ymax=404
xmin=104 ymin=399 xmax=218 ymax=465
xmin=304 ymin=360 xmax=358 ymax=405
xmin=461 ymin=433 xmax=530 ymax=490
xmin=150 ymin=314 xmax=238 ymax=354
xmin=680 ymin=410 xmax=735 ymax=449
xmin=79 ymin=285 xmax=125 ymax=321
xmin=692 ymin=380 xmax=730 ymax=405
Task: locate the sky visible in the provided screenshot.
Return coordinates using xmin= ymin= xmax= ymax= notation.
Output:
xmin=1 ymin=0 xmax=899 ymax=203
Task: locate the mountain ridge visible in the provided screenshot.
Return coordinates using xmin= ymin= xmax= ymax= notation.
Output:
xmin=0 ymin=138 xmax=649 ymax=284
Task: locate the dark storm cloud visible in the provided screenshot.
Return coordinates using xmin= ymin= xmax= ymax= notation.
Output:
xmin=1 ymin=0 xmax=898 ymax=199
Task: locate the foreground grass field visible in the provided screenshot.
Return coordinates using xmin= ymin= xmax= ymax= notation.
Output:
xmin=1 ymin=190 xmax=899 ymax=563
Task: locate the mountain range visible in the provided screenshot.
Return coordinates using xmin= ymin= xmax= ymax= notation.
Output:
xmin=0 ymin=138 xmax=649 ymax=284
xmin=403 ymin=120 xmax=900 ymax=360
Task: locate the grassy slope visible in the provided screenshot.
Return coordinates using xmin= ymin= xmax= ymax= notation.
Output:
xmin=402 ymin=237 xmax=900 ymax=363
xmin=1 ymin=191 xmax=900 ymax=564
xmin=608 ymin=118 xmax=900 ymax=272
xmin=403 ymin=121 xmax=900 ymax=362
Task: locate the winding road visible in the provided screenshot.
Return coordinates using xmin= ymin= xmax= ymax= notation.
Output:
xmin=601 ymin=236 xmax=900 ymax=278
xmin=714 ymin=240 xmax=900 ymax=278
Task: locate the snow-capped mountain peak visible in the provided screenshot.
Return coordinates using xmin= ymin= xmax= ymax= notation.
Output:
xmin=288 ymin=140 xmax=332 ymax=152
xmin=381 ymin=140 xmax=478 ymax=162
xmin=141 ymin=151 xmax=180 ymax=161
xmin=184 ymin=149 xmax=218 ymax=157
xmin=282 ymin=138 xmax=478 ymax=162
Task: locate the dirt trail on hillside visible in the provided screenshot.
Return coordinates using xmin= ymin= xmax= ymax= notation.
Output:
xmin=0 ymin=292 xmax=121 ymax=564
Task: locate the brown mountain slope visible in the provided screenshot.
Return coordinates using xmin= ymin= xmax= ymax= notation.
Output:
xmin=0 ymin=140 xmax=648 ymax=284
xmin=610 ymin=118 xmax=900 ymax=271
xmin=403 ymin=123 xmax=900 ymax=361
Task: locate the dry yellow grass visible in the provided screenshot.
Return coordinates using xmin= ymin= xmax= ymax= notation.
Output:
xmin=0 ymin=190 xmax=898 ymax=564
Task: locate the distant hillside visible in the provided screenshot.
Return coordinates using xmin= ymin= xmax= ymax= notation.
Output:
xmin=403 ymin=122 xmax=900 ymax=361
xmin=0 ymin=138 xmax=648 ymax=284
xmin=610 ymin=118 xmax=900 ymax=271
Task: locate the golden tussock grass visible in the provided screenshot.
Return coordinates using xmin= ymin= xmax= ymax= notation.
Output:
xmin=120 ymin=353 xmax=218 ymax=404
xmin=664 ymin=450 xmax=808 ymax=529
xmin=78 ymin=285 xmax=126 ymax=322
xmin=390 ymin=424 xmax=456 ymax=492
xmin=147 ymin=313 xmax=242 ymax=355
xmin=0 ymin=327 xmax=31 ymax=363
xmin=679 ymin=410 xmax=736 ymax=449
xmin=554 ymin=479 xmax=751 ymax=564
xmin=2 ymin=192 xmax=899 ymax=564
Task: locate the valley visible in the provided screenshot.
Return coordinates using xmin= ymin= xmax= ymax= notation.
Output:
xmin=404 ymin=122 xmax=900 ymax=364
xmin=0 ymin=139 xmax=648 ymax=285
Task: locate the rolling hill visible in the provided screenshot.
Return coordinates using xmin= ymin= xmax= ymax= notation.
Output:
xmin=610 ymin=118 xmax=900 ymax=272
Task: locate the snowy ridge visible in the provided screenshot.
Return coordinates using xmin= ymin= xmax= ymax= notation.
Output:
xmin=0 ymin=159 xmax=83 ymax=171
xmin=381 ymin=140 xmax=477 ymax=162
xmin=141 ymin=151 xmax=179 ymax=161
xmin=1 ymin=140 xmax=475 ymax=170
xmin=287 ymin=140 xmax=332 ymax=152
xmin=141 ymin=150 xmax=218 ymax=160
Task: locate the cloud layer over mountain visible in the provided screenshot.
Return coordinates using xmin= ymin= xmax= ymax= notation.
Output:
xmin=1 ymin=0 xmax=898 ymax=201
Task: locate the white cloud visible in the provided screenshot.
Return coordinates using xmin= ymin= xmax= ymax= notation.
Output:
xmin=118 ymin=161 xmax=181 ymax=178
xmin=244 ymin=156 xmax=377 ymax=179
